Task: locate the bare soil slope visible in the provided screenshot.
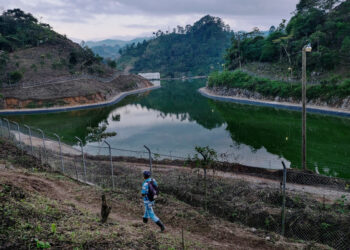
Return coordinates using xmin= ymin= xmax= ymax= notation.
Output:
xmin=1 ymin=74 xmax=152 ymax=109
xmin=1 ymin=42 xmax=152 ymax=109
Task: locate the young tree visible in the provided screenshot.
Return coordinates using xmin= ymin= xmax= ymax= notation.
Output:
xmin=86 ymin=124 xmax=116 ymax=143
xmin=273 ymin=33 xmax=293 ymax=65
xmin=191 ymin=146 xmax=217 ymax=211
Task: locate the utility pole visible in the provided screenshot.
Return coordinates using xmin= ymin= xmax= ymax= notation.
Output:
xmin=301 ymin=43 xmax=312 ymax=171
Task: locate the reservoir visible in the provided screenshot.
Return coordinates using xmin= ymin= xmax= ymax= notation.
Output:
xmin=5 ymin=79 xmax=350 ymax=178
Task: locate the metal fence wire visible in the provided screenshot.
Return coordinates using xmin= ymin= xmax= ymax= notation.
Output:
xmin=0 ymin=117 xmax=349 ymax=249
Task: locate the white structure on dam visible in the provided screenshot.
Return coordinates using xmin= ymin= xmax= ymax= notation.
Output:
xmin=138 ymin=72 xmax=161 ymax=80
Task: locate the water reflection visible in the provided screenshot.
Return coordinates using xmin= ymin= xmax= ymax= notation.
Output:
xmin=6 ymin=79 xmax=350 ymax=177
xmin=84 ymin=103 xmax=289 ymax=169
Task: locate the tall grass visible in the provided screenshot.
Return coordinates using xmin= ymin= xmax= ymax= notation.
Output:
xmin=208 ymin=71 xmax=350 ymax=101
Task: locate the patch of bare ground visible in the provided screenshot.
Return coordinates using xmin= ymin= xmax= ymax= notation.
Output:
xmin=0 ymin=139 xmax=328 ymax=249
xmin=1 ymin=74 xmax=152 ymax=109
xmin=1 ymin=42 xmax=153 ymax=109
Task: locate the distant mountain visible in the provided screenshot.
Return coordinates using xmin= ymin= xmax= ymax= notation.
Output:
xmin=117 ymin=15 xmax=233 ymax=77
xmin=89 ymin=44 xmax=122 ymax=60
xmin=85 ymin=37 xmax=150 ymax=60
xmin=86 ymin=37 xmax=149 ymax=48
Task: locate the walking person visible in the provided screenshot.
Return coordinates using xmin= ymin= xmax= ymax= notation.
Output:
xmin=141 ymin=171 xmax=165 ymax=232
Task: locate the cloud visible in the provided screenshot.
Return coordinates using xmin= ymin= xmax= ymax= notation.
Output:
xmin=124 ymin=24 xmax=159 ymax=29
xmin=0 ymin=0 xmax=299 ymax=40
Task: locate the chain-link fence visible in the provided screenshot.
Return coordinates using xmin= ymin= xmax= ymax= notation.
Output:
xmin=0 ymin=117 xmax=349 ymax=249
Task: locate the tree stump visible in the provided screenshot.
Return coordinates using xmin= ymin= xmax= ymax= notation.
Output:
xmin=101 ymin=194 xmax=111 ymax=223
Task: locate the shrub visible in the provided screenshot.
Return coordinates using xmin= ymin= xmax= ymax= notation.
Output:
xmin=8 ymin=71 xmax=23 ymax=83
xmin=107 ymin=59 xmax=117 ymax=69
xmin=208 ymin=70 xmax=350 ymax=102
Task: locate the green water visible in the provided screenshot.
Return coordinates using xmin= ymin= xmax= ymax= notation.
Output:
xmin=4 ymin=79 xmax=350 ymax=178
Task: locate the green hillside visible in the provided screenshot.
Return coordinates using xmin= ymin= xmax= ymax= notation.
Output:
xmin=225 ymin=0 xmax=350 ymax=79
xmin=117 ymin=15 xmax=233 ymax=77
xmin=0 ymin=9 xmax=114 ymax=86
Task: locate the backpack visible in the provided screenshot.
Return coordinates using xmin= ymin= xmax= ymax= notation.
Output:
xmin=147 ymin=179 xmax=159 ymax=201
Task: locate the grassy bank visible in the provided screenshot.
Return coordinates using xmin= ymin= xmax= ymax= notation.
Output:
xmin=208 ymin=70 xmax=350 ymax=102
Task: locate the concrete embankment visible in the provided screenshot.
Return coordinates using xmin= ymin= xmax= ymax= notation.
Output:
xmin=199 ymin=87 xmax=350 ymax=118
xmin=0 ymin=84 xmax=160 ymax=115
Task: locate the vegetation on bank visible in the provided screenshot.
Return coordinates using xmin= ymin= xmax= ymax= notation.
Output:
xmin=225 ymin=0 xmax=350 ymax=78
xmin=118 ymin=15 xmax=232 ymax=77
xmin=208 ymin=70 xmax=350 ymax=101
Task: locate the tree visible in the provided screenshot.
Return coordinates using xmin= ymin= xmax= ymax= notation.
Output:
xmin=225 ymin=31 xmax=247 ymax=69
xmin=273 ymin=33 xmax=293 ymax=65
xmin=185 ymin=25 xmax=192 ymax=34
xmin=177 ymin=25 xmax=184 ymax=34
xmin=86 ymin=124 xmax=117 ymax=143
xmin=310 ymin=30 xmax=326 ymax=52
xmin=107 ymin=59 xmax=117 ymax=69
xmin=277 ymin=19 xmax=287 ymax=31
xmin=340 ymin=36 xmax=350 ymax=63
xmin=8 ymin=71 xmax=23 ymax=84
xmin=190 ymin=146 xmax=217 ymax=211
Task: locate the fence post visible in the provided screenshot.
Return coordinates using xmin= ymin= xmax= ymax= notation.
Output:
xmin=37 ymin=129 xmax=47 ymax=164
xmin=281 ymin=161 xmax=287 ymax=236
xmin=53 ymin=133 xmax=64 ymax=174
xmin=11 ymin=121 xmax=22 ymax=152
xmin=144 ymin=145 xmax=152 ymax=173
xmin=75 ymin=136 xmax=87 ymax=183
xmin=73 ymin=157 xmax=79 ymax=180
xmin=3 ymin=118 xmax=10 ymax=139
xmin=24 ymin=125 xmax=33 ymax=155
xmin=104 ymin=140 xmax=115 ymax=190
xmin=0 ymin=118 xmax=3 ymax=137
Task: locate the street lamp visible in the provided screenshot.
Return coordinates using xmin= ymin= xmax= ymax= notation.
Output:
xmin=288 ymin=67 xmax=292 ymax=80
xmin=301 ymin=43 xmax=312 ymax=171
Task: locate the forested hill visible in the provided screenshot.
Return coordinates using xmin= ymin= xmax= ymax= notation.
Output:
xmin=0 ymin=9 xmax=116 ymax=85
xmin=117 ymin=15 xmax=233 ymax=78
xmin=225 ymin=0 xmax=350 ymax=77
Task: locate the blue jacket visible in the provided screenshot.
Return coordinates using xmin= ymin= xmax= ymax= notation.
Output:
xmin=141 ymin=178 xmax=158 ymax=202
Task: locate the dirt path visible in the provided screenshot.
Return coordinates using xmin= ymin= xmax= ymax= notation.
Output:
xmin=0 ymin=167 xmax=318 ymax=249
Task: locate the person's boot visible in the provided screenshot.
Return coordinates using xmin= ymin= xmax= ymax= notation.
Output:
xmin=143 ymin=218 xmax=148 ymax=223
xmin=156 ymin=220 xmax=165 ymax=232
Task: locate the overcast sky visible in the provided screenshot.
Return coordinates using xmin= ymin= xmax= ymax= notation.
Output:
xmin=0 ymin=0 xmax=299 ymax=41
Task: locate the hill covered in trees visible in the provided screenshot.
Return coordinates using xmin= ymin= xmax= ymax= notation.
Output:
xmin=0 ymin=9 xmax=152 ymax=110
xmin=207 ymin=0 xmax=350 ymax=108
xmin=117 ymin=15 xmax=233 ymax=77
xmin=225 ymin=0 xmax=350 ymax=80
xmin=0 ymin=9 xmax=116 ymax=86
